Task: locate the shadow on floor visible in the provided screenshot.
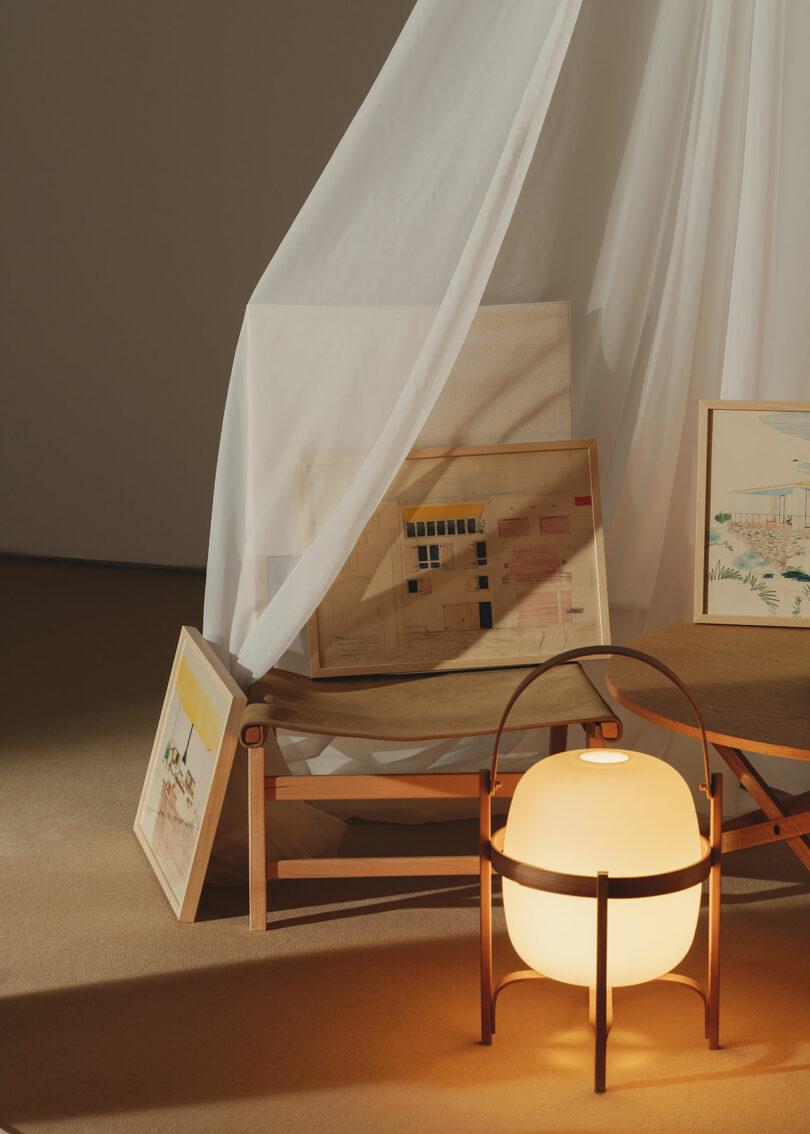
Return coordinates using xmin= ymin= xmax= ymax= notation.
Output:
xmin=2 ymin=898 xmax=808 ymax=1125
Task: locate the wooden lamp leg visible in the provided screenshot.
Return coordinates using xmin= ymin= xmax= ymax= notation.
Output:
xmin=593 ymin=872 xmax=609 ymax=1093
xmin=479 ymin=770 xmax=493 ymax=1044
xmin=708 ymin=772 xmax=722 ymax=1048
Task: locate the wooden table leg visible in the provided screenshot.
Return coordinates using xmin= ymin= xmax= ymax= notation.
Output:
xmin=714 ymin=744 xmax=810 ymax=870
xmin=724 ymin=787 xmax=810 ymax=836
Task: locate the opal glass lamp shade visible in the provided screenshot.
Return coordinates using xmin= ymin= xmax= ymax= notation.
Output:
xmin=502 ymin=748 xmax=702 ymax=988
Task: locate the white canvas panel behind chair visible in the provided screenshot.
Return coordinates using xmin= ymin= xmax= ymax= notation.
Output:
xmin=273 ymin=300 xmax=573 ymax=676
xmin=417 ymin=301 xmax=572 ymax=448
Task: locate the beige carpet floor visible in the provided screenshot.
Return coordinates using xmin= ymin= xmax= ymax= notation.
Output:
xmin=1 ymin=558 xmax=808 ymax=1134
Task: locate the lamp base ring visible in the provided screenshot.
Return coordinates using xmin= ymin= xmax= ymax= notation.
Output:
xmin=655 ymin=972 xmax=710 ymax=1038
xmin=490 ymin=969 xmax=550 ymax=1034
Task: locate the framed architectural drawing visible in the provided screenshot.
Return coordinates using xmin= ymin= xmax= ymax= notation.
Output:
xmin=134 ymin=627 xmax=246 ymax=920
xmin=695 ymin=401 xmax=810 ymax=626
xmin=308 ymin=440 xmax=610 ymax=677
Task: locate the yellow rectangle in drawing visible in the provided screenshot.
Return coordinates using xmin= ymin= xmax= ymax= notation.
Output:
xmin=401 ymin=502 xmax=486 ymax=522
xmin=176 ymin=656 xmax=223 ymax=753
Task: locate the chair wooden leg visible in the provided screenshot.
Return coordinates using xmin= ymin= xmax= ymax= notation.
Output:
xmin=248 ymin=739 xmax=267 ymax=930
xmin=584 ymin=722 xmax=605 ymax=748
xmin=549 ymin=724 xmax=568 ymax=754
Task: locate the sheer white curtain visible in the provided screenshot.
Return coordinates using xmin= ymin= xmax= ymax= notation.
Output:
xmin=204 ymin=0 xmax=583 ymax=687
xmin=488 ymin=0 xmax=807 ymax=633
xmin=204 ymin=0 xmax=810 ymax=866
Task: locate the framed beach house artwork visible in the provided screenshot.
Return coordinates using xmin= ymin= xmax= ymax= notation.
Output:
xmin=134 ymin=627 xmax=246 ymax=920
xmin=695 ymin=401 xmax=810 ymax=626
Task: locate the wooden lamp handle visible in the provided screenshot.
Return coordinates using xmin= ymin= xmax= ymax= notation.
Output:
xmin=490 ymin=646 xmax=713 ymax=797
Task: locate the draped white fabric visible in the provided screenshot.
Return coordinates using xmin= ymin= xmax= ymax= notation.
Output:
xmin=487 ymin=0 xmax=808 ymax=636
xmin=204 ymin=0 xmax=810 ymax=864
xmin=203 ymin=0 xmax=584 ymax=685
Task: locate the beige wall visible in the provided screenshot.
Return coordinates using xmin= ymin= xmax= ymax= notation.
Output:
xmin=0 ymin=0 xmax=414 ymax=566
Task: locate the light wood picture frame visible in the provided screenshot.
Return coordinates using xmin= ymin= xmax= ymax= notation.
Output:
xmin=134 ymin=627 xmax=246 ymax=921
xmin=695 ymin=400 xmax=810 ymax=626
xmin=308 ymin=440 xmax=610 ymax=677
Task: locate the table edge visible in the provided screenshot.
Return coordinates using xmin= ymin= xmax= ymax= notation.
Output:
xmin=606 ymin=676 xmax=810 ymax=763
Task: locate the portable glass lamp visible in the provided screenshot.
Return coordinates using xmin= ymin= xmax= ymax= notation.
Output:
xmin=478 ymin=646 xmax=722 ymax=1093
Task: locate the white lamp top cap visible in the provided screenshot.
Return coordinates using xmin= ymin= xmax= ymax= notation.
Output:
xmin=579 ymin=749 xmax=630 ymax=764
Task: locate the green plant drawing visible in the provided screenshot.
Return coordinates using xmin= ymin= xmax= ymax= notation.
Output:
xmin=708 ymin=562 xmax=741 ymax=581
xmin=714 ymin=511 xmax=732 ymax=524
xmin=708 ymin=562 xmax=779 ymax=611
xmin=742 ymin=572 xmax=778 ymax=611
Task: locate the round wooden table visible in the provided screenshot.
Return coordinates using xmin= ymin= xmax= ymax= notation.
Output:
xmin=606 ymin=621 xmax=810 ymax=869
